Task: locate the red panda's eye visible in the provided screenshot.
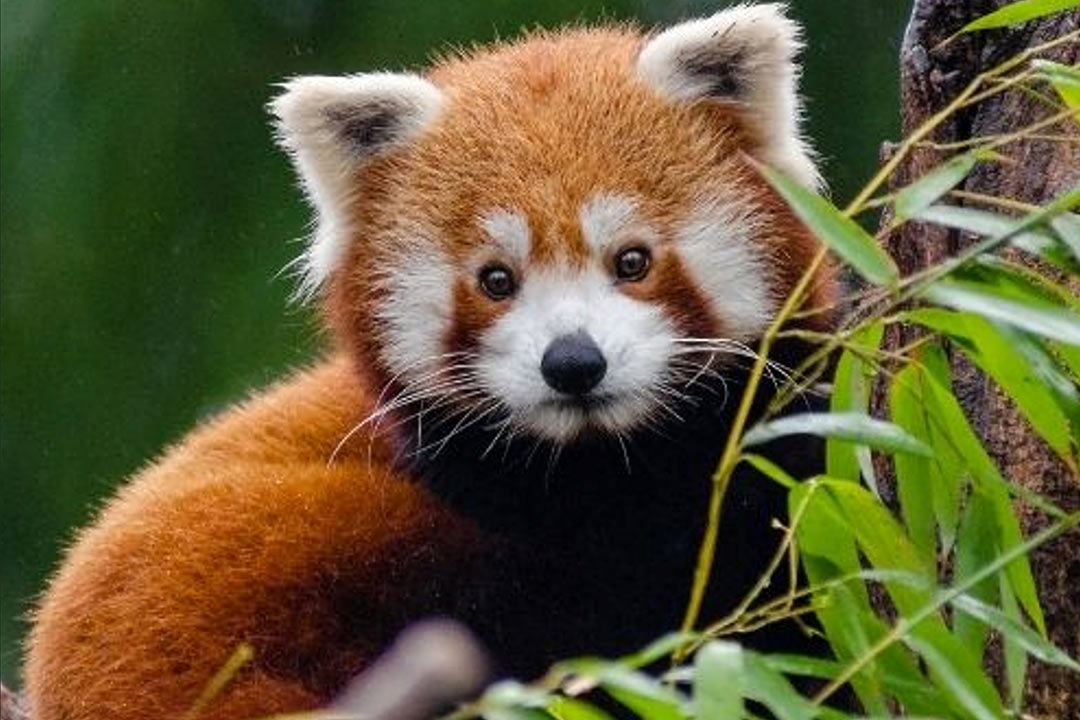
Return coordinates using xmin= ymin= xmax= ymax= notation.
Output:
xmin=613 ymin=247 xmax=651 ymax=282
xmin=478 ymin=264 xmax=516 ymax=300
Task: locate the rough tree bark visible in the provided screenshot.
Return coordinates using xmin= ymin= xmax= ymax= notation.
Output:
xmin=880 ymin=1 xmax=1079 ymax=717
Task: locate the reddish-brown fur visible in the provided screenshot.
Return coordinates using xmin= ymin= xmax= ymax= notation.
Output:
xmin=26 ymin=359 xmax=493 ymax=718
xmin=26 ymin=24 xmax=834 ymax=720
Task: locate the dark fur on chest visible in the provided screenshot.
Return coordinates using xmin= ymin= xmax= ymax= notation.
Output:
xmin=397 ymin=344 xmax=826 ymax=677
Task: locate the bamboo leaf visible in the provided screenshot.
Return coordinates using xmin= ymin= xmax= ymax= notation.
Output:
xmin=1033 ymin=59 xmax=1080 ymax=123
xmin=484 ymin=709 xmax=554 ymax=720
xmin=998 ymin=574 xmax=1028 ymax=714
xmin=952 ymin=592 xmax=1080 ymax=671
xmin=744 ymin=413 xmax=932 ymax=457
xmin=953 ymin=490 xmax=1000 ymax=656
xmin=915 ymin=204 xmax=1079 ymax=271
xmin=894 ymin=150 xmax=993 ymax=221
xmin=762 ymin=654 xmax=942 ymax=708
xmin=1058 ymin=342 xmax=1080 ymax=381
xmin=618 ymin=632 xmax=700 ymax=669
xmin=961 ymin=0 xmax=1080 ymax=32
xmin=742 ymin=652 xmax=816 ymax=720
xmin=918 ymin=355 xmax=1047 ymax=634
xmin=1050 ymin=210 xmax=1080 ymax=261
xmin=913 ymin=345 xmax=968 ymax=553
xmin=564 ymin=663 xmax=688 ymax=720
xmin=963 ymin=255 xmax=1080 ymax=312
xmin=742 ymin=453 xmax=799 ymax=489
xmin=817 ymin=477 xmax=1000 ymax=719
xmin=790 ymin=485 xmax=882 ymax=709
xmin=693 ymin=642 xmax=744 ymax=720
xmin=825 ymin=585 xmax=892 ymax=715
xmin=907 ymin=308 xmax=1079 ymax=461
xmin=483 ymin=683 xmax=556 ymax=720
xmin=754 ymin=162 xmax=899 ymax=285
xmin=547 ymin=698 xmax=616 ymax=720
xmin=828 ymin=323 xmax=885 ymax=487
xmin=904 ymin=629 xmax=1006 ymax=720
xmin=889 ymin=365 xmax=940 ymax=562
xmin=820 ymin=479 xmax=934 ymax=583
xmin=923 ymin=278 xmax=1080 ymax=346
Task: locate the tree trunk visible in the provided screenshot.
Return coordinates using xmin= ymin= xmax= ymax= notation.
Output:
xmin=881 ymin=1 xmax=1079 ymax=716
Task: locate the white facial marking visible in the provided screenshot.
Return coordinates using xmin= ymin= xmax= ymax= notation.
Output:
xmin=479 ymin=209 xmax=531 ymax=264
xmin=270 ymin=73 xmax=444 ymax=299
xmin=636 ymin=3 xmax=821 ymax=189
xmin=374 ymin=230 xmax=455 ymax=381
xmin=478 ymin=268 xmax=675 ymax=442
xmin=674 ymin=196 xmax=776 ymax=340
xmin=579 ymin=194 xmax=656 ymax=255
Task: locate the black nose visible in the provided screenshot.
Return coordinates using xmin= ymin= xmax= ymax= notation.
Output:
xmin=540 ymin=331 xmax=607 ymax=396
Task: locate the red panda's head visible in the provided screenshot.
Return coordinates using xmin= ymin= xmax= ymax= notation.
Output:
xmin=272 ymin=4 xmax=835 ymax=444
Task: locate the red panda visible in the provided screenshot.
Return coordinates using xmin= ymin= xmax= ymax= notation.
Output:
xmin=24 ymin=4 xmax=838 ymax=719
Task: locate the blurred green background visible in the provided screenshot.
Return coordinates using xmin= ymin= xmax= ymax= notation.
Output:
xmin=0 ymin=0 xmax=910 ymax=686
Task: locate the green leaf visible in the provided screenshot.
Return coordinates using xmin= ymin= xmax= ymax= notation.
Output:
xmin=762 ymin=653 xmax=942 ymax=709
xmin=483 ymin=683 xmax=556 ymax=720
xmin=791 ymin=486 xmax=946 ymax=715
xmin=1050 ymin=211 xmax=1080 ymax=262
xmin=1033 ymin=59 xmax=1080 ymax=124
xmin=894 ymin=150 xmax=991 ymax=222
xmin=820 ymin=479 xmax=934 ymax=584
xmin=742 ymin=651 xmax=816 ymax=720
xmin=907 ymin=308 xmax=1079 ymax=462
xmin=547 ymin=698 xmax=616 ymax=720
xmin=904 ymin=629 xmax=1006 ymax=720
xmin=917 ymin=357 xmax=1047 ymax=634
xmin=953 ymin=490 xmax=1000 ymax=656
xmin=1058 ymin=341 xmax=1080 ymax=381
xmin=760 ymin=653 xmax=843 ymax=679
xmin=828 ymin=323 xmax=885 ymax=487
xmin=694 ymin=641 xmax=744 ymax=720
xmin=998 ymin=573 xmax=1028 ymax=714
xmin=963 ymin=254 xmax=1080 ymax=312
xmin=618 ymin=632 xmax=700 ymax=669
xmin=817 ymin=477 xmax=1002 ymax=720
xmin=923 ymin=278 xmax=1080 ymax=346
xmin=824 ymin=584 xmax=891 ymax=714
xmin=789 ymin=485 xmax=882 ymax=710
xmin=960 ymin=0 xmax=1080 ymax=32
xmin=889 ymin=365 xmax=940 ymax=562
xmin=952 ymin=592 xmax=1080 ymax=671
xmin=913 ymin=344 xmax=968 ymax=553
xmin=483 ymin=710 xmax=555 ymax=720
xmin=791 ymin=483 xmax=864 ymax=584
xmin=742 ymin=453 xmax=799 ymax=489
xmin=744 ymin=412 xmax=932 ymax=457
xmin=914 ymin=204 xmax=1079 ymax=272
xmin=754 ymin=162 xmax=899 ymax=285
xmin=565 ymin=663 xmax=688 ymax=720
xmin=603 ymin=687 xmax=685 ymax=720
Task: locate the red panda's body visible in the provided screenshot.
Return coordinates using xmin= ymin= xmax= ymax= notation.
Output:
xmin=26 ymin=6 xmax=838 ymax=719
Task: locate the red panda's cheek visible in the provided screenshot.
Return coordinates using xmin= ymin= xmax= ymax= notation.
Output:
xmin=444 ymin=277 xmax=512 ymax=356
xmin=617 ymin=249 xmax=720 ymax=340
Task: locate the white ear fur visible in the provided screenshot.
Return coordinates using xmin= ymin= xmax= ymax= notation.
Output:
xmin=270 ymin=73 xmax=444 ymax=298
xmin=636 ymin=3 xmax=820 ymax=189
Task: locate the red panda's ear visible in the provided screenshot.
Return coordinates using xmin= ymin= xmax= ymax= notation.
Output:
xmin=269 ymin=73 xmax=444 ymax=299
xmin=636 ymin=3 xmax=821 ymax=190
